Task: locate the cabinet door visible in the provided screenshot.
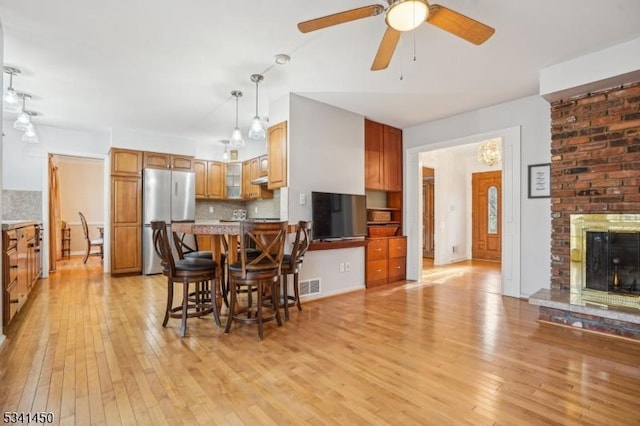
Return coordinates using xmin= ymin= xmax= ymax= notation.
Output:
xmin=194 ymin=160 xmax=207 ymax=199
xmin=383 ymin=125 xmax=403 ymax=191
xmin=365 ymin=119 xmax=384 ymax=190
xmin=111 ymin=149 xmax=142 ymax=176
xmin=207 ymin=161 xmax=224 ymax=199
xmin=259 ymin=155 xmax=268 ymax=176
xmin=366 ymin=238 xmax=388 ymax=261
xmin=242 ymin=160 xmax=252 ymax=199
xmin=388 ymin=257 xmax=406 ymax=282
xmin=366 ymin=259 xmax=388 ymax=286
xmin=111 ymin=226 xmax=141 ymax=273
xmin=224 ymin=162 xmax=242 ymax=199
xmin=143 ymin=151 xmax=170 ymax=169
xmin=267 ymin=121 xmax=287 ymax=190
xmin=111 ymin=176 xmax=142 ymax=225
xmin=171 ymin=155 xmax=193 ymax=171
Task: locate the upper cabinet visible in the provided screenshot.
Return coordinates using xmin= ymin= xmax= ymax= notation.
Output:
xmin=224 ymin=162 xmax=242 ymax=199
xmin=243 ymin=155 xmax=273 ymax=200
xmin=111 ymin=148 xmax=143 ymax=177
xmin=143 ymin=152 xmax=193 ymax=171
xmin=365 ymin=119 xmax=402 ymax=191
xmin=267 ymin=121 xmax=287 ymax=190
xmin=194 ymin=160 xmax=223 ymax=200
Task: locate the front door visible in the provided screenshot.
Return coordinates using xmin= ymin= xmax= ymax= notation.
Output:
xmin=472 ymin=171 xmax=501 ymax=261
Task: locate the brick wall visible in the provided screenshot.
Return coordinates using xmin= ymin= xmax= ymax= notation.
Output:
xmin=550 ymin=82 xmax=640 ymax=290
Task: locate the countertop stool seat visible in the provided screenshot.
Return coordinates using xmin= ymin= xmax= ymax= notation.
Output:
xmin=173 ymin=231 xmax=216 ymax=306
xmin=280 ymin=221 xmax=312 ymax=321
xmin=225 ymin=220 xmax=287 ymax=341
xmin=153 ymin=222 xmax=221 ymax=337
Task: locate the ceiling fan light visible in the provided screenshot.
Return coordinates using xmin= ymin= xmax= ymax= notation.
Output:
xmin=386 ymin=0 xmax=429 ymax=32
xmin=248 ymin=116 xmax=266 ymax=140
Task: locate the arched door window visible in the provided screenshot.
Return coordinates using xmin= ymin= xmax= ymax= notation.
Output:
xmin=488 ymin=186 xmax=498 ymax=234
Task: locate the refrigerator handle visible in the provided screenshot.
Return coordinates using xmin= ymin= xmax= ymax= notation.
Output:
xmin=175 ymin=181 xmax=178 ymax=197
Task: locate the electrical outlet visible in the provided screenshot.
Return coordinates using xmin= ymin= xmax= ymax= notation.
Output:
xmin=209 ymin=206 xmax=214 ymax=213
xmin=339 ymin=262 xmax=345 ymax=273
xmin=345 ymin=262 xmax=350 ymax=272
xmin=299 ymin=193 xmax=306 ymax=205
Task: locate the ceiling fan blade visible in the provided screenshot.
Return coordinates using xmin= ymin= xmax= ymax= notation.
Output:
xmin=427 ymin=4 xmax=495 ymax=45
xmin=297 ymin=5 xmax=385 ymax=33
xmin=371 ymin=27 xmax=401 ymax=71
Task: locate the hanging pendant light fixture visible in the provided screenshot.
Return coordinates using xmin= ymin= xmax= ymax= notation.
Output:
xmin=248 ymin=74 xmax=266 ymax=140
xmin=3 ymin=66 xmax=22 ymax=113
xmin=14 ymin=94 xmax=33 ymax=131
xmin=22 ymin=120 xmax=39 ymax=144
xmin=229 ymin=90 xmax=245 ymax=149
xmin=221 ymin=140 xmax=230 ymax=162
xmin=477 ymin=138 xmax=502 ymax=166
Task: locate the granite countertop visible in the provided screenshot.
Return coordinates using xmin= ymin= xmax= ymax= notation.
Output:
xmin=2 ymin=220 xmax=42 ymax=231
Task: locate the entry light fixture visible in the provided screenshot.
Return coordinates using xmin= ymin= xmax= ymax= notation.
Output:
xmin=477 ymin=138 xmax=502 ymax=166
xmin=3 ymin=66 xmax=22 ymax=113
xmin=248 ymin=74 xmax=266 ymax=140
xmin=386 ymin=0 xmax=429 ymax=32
xmin=14 ymin=94 xmax=33 ymax=131
xmin=230 ymin=90 xmax=245 ymax=149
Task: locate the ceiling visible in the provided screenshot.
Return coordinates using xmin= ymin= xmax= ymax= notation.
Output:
xmin=1 ymin=0 xmax=640 ymax=145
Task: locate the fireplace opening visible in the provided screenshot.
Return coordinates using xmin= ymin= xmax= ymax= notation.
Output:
xmin=585 ymin=231 xmax=640 ymax=295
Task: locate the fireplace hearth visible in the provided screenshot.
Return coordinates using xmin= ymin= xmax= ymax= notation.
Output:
xmin=571 ymin=214 xmax=640 ymax=309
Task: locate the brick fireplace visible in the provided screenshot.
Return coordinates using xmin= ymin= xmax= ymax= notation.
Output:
xmin=530 ymin=81 xmax=640 ymax=339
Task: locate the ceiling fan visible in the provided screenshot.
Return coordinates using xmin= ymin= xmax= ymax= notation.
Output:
xmin=297 ymin=0 xmax=495 ymax=71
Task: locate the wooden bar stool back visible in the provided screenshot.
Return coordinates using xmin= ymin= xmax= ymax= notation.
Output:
xmin=281 ymin=220 xmax=312 ymax=320
xmin=151 ymin=221 xmax=221 ymax=337
xmin=224 ymin=220 xmax=287 ymax=340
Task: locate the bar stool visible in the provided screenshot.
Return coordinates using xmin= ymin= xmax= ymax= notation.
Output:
xmin=173 ymin=231 xmax=217 ymax=307
xmin=224 ymin=220 xmax=287 ymax=340
xmin=280 ymin=221 xmax=312 ymax=321
xmin=152 ymin=221 xmax=221 ymax=337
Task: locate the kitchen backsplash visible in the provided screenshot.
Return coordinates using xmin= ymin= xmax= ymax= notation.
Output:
xmin=195 ymin=191 xmax=280 ymax=220
xmin=2 ymin=190 xmax=42 ymax=220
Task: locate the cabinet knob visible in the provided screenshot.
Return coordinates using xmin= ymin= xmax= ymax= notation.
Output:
xmin=10 ymin=298 xmax=19 ymax=304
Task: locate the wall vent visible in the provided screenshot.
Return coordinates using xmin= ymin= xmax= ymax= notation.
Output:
xmin=299 ymin=278 xmax=321 ymax=296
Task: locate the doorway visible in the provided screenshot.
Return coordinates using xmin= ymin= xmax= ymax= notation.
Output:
xmin=472 ymin=171 xmax=502 ymax=261
xmin=49 ymin=155 xmax=105 ymax=272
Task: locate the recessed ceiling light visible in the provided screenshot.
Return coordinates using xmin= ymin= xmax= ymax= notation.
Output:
xmin=274 ymin=54 xmax=291 ymax=65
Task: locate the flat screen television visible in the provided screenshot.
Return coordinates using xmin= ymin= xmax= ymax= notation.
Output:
xmin=311 ymin=191 xmax=367 ymax=241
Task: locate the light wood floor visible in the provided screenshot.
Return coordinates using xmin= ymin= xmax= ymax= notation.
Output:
xmin=1 ymin=257 xmax=640 ymax=425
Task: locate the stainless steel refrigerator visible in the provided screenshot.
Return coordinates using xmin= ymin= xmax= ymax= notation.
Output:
xmin=142 ymin=168 xmax=196 ymax=275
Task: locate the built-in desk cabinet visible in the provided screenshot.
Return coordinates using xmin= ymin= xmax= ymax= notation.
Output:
xmin=2 ymin=223 xmax=42 ymax=327
xmin=365 ymin=236 xmax=407 ymax=288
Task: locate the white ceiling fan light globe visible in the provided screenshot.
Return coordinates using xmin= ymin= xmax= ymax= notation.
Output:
xmin=386 ymin=0 xmax=429 ymax=32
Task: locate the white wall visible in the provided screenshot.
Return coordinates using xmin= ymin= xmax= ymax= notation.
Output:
xmin=0 ymin=19 xmax=5 ymax=342
xmin=288 ymin=94 xmax=366 ymax=298
xmin=405 ymin=95 xmax=551 ymax=298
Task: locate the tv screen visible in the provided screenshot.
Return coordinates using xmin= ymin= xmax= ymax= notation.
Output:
xmin=311 ymin=191 xmax=367 ymax=241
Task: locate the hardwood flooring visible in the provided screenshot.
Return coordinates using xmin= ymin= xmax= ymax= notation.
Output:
xmin=1 ymin=257 xmax=639 ymax=425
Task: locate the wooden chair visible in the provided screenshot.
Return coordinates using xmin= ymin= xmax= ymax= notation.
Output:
xmin=79 ymin=211 xmax=104 ymax=263
xmin=224 ymin=220 xmax=287 ymax=340
xmin=152 ymin=221 xmax=221 ymax=337
xmin=172 ymin=231 xmax=218 ymax=309
xmin=280 ymin=221 xmax=312 ymax=321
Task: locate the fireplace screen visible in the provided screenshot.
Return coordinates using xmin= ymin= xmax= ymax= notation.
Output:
xmin=585 ymin=231 xmax=640 ymax=295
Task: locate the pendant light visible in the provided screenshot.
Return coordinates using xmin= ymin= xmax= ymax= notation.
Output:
xmin=22 ymin=121 xmax=39 ymax=144
xmin=3 ymin=66 xmax=22 ymax=113
xmin=248 ymin=74 xmax=266 ymax=140
xmin=230 ymin=90 xmax=245 ymax=148
xmin=221 ymin=140 xmax=230 ymax=162
xmin=477 ymin=138 xmax=502 ymax=166
xmin=14 ymin=94 xmax=32 ymax=131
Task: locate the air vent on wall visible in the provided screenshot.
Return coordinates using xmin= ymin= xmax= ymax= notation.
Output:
xmin=299 ymin=278 xmax=321 ymax=296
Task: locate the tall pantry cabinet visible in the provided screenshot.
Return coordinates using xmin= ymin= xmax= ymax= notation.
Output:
xmin=110 ymin=148 xmax=143 ymax=274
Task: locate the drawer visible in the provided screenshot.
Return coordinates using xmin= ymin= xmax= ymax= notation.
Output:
xmin=367 ymin=259 xmax=388 ymax=283
xmin=388 ymin=236 xmax=407 ymax=258
xmin=367 ymin=239 xmax=388 ymax=261
xmin=3 ymin=230 xmax=18 ymax=250
xmin=388 ymin=257 xmax=406 ymax=282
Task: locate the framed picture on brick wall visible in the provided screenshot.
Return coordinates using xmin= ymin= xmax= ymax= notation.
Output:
xmin=528 ymin=163 xmax=551 ymax=198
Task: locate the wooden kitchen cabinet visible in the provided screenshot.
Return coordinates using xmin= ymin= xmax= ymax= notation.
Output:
xmin=365 ymin=119 xmax=402 ymax=191
xmin=111 ymin=148 xmax=143 ymax=177
xmin=267 ymin=121 xmax=287 ymax=190
xmin=143 ymin=152 xmax=194 ymax=171
xmin=365 ymin=236 xmax=406 ymax=288
xmin=3 ymin=223 xmax=42 ymax=327
xmin=243 ymin=156 xmax=273 ymax=200
xmin=194 ymin=160 xmax=224 ymax=199
xmin=225 ymin=162 xmax=242 ymax=199
xmin=110 ymin=148 xmax=143 ymax=274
